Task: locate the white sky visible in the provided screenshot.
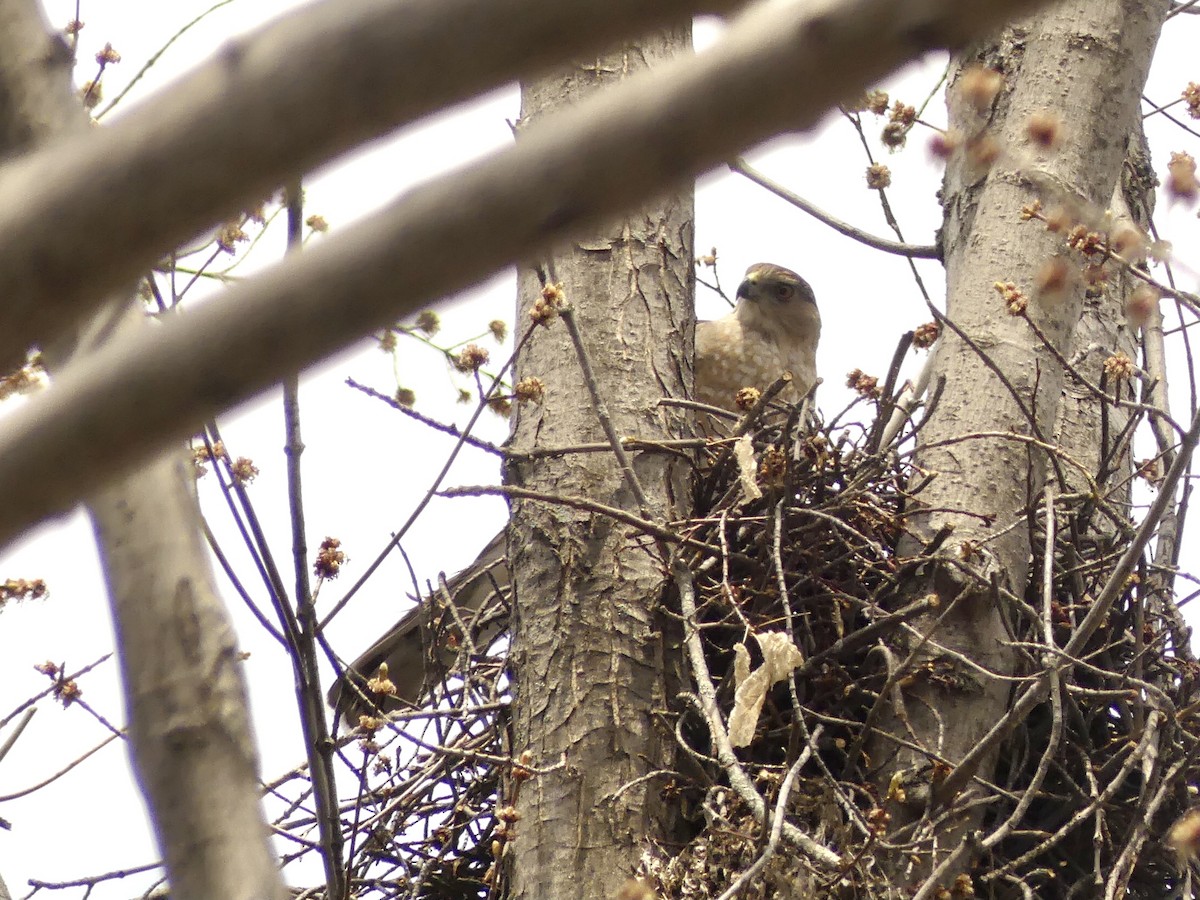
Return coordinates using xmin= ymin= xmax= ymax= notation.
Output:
xmin=0 ymin=1 xmax=1198 ymax=896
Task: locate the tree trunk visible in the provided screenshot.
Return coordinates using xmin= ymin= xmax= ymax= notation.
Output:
xmin=504 ymin=29 xmax=694 ymax=900
xmin=0 ymin=2 xmax=284 ymax=897
xmin=91 ymin=451 xmax=285 ymax=900
xmin=869 ymin=0 xmax=1167 ymax=883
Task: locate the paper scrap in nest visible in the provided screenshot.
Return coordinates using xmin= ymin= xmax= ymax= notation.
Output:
xmin=734 ymin=434 xmax=762 ymax=502
xmin=727 ymin=631 xmax=805 ymax=748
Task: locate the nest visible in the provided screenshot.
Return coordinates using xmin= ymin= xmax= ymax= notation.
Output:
xmin=322 ymin=389 xmax=1200 ymax=900
xmin=644 ymin=392 xmax=1200 ymax=899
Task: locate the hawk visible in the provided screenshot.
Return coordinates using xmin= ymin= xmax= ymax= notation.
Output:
xmin=695 ymin=262 xmax=821 ymax=411
xmin=330 ymin=262 xmax=820 ymax=713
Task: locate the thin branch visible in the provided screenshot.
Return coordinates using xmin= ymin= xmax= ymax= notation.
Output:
xmin=0 ymin=732 xmax=122 ymax=802
xmin=505 ymin=436 xmax=707 ymax=460
xmin=558 ymin=300 xmax=653 ymax=517
xmin=441 ymin=484 xmax=723 ymax=558
xmin=713 ymin=730 xmax=821 ymax=900
xmin=345 ymin=378 xmax=505 ymax=457
xmin=1103 ymin=757 xmax=1188 ymax=899
xmin=977 ymin=489 xmax=1063 ymax=850
xmin=674 ymin=561 xmax=841 ymax=870
xmin=0 ymin=708 xmax=35 ymax=765
xmin=280 ymin=182 xmax=347 ymax=900
xmin=25 ymin=862 xmax=161 ymax=893
xmin=866 ymin=330 xmax=916 ymax=454
xmin=0 ymin=654 xmax=112 ymax=730
xmin=318 ymin=322 xmax=535 ymax=631
xmin=94 ymin=0 xmax=238 ymax=119
xmin=730 ymin=157 xmax=940 ymax=259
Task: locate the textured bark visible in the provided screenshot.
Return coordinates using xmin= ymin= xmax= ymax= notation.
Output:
xmin=868 ymin=0 xmax=1167 ymax=882
xmin=504 ymin=31 xmax=693 ymax=900
xmin=0 ymin=2 xmax=284 ymax=898
xmin=0 ymin=1 xmax=79 ymax=145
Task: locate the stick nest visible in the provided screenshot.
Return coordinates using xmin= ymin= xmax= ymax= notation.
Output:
xmin=323 ymin=398 xmax=1200 ymax=900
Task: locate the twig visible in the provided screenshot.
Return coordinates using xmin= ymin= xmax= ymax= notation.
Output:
xmin=280 ymin=183 xmax=347 ymax=900
xmin=976 ymin=491 xmax=1063 ymax=850
xmin=0 ymin=708 xmax=35 ymax=765
xmin=1103 ymin=757 xmax=1189 ymax=900
xmin=1016 ymin=305 xmax=1185 ymax=439
xmin=345 ymin=378 xmax=504 ymax=457
xmin=557 ymin=299 xmax=653 ymax=517
xmin=712 ymin=731 xmax=821 ymax=900
xmin=506 ymin=436 xmax=707 ymax=460
xmin=866 ymin=331 xmax=915 ymax=454
xmin=910 ymin=833 xmax=976 ymax=900
xmin=26 ymin=862 xmax=161 ymax=892
xmin=319 ymin=321 xmax=536 ymax=630
xmin=0 ymin=732 xmax=122 ymax=802
xmin=0 ymin=655 xmax=114 ymax=730
xmin=730 ymin=158 xmax=939 ymax=259
xmin=674 ymin=561 xmax=841 ymax=870
xmin=441 ymin=484 xmax=725 ymax=559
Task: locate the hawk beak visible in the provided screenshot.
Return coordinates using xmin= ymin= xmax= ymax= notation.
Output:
xmin=735 ymin=277 xmax=754 ymax=301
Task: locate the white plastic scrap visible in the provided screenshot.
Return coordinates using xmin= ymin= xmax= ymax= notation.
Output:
xmin=726 ymin=631 xmax=804 ymax=747
xmin=734 ymin=434 xmax=763 ymax=502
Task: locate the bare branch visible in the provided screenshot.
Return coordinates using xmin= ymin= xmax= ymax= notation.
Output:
xmin=0 ymin=0 xmax=741 ymax=368
xmin=0 ymin=0 xmax=1064 ymax=549
xmin=712 ymin=730 xmax=822 ymax=900
xmin=730 ymin=157 xmax=940 ymax=259
xmin=674 ymin=561 xmax=841 ymax=871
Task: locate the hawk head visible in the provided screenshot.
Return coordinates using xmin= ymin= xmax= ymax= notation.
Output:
xmin=734 ymin=263 xmax=820 ymax=342
xmin=736 ymin=263 xmax=816 ymax=309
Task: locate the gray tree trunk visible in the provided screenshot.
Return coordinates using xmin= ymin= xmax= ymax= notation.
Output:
xmin=868 ymin=0 xmax=1167 ymax=883
xmin=505 ymin=29 xmax=694 ymax=900
xmin=0 ymin=3 xmax=284 ymax=898
xmin=91 ymin=452 xmax=285 ymax=900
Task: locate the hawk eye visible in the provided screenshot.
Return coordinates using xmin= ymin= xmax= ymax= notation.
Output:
xmin=773 ymin=283 xmax=794 ymax=301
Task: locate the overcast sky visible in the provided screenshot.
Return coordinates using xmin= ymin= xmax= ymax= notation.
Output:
xmin=0 ymin=1 xmax=1198 ymax=896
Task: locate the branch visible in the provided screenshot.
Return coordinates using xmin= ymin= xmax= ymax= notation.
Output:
xmin=674 ymin=561 xmax=841 ymax=871
xmin=730 ymin=157 xmax=940 ymax=259
xmin=0 ymin=0 xmax=740 ymax=367
xmin=441 ymin=484 xmax=723 ymax=558
xmin=558 ymin=302 xmax=654 ymax=518
xmin=934 ymin=396 xmax=1200 ymax=804
xmin=0 ymin=0 xmax=1063 ymax=549
xmin=0 ymin=1 xmax=288 ymax=896
xmin=712 ymin=729 xmax=822 ymax=900
xmin=280 ymin=187 xmax=347 ymax=900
